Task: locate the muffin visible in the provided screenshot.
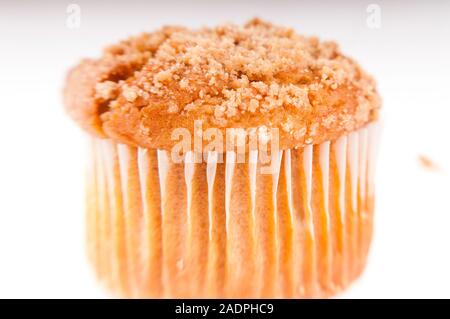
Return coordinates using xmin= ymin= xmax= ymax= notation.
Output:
xmin=64 ymin=19 xmax=381 ymax=298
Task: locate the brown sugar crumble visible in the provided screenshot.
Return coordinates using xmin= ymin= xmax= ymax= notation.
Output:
xmin=64 ymin=18 xmax=381 ymax=150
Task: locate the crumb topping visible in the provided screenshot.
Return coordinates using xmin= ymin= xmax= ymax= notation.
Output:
xmin=64 ymin=18 xmax=381 ymax=149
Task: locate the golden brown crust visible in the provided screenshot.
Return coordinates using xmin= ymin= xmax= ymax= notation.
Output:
xmin=64 ymin=19 xmax=381 ymax=150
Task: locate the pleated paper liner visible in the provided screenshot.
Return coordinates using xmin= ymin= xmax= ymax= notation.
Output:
xmin=85 ymin=122 xmax=380 ymax=298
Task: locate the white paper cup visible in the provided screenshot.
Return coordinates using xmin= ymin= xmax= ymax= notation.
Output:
xmin=85 ymin=121 xmax=380 ymax=298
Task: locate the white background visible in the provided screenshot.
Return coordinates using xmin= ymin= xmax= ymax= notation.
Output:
xmin=0 ymin=0 xmax=449 ymax=298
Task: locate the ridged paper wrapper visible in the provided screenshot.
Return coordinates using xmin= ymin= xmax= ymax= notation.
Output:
xmin=85 ymin=122 xmax=380 ymax=298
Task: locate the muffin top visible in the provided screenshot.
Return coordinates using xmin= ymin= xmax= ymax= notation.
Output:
xmin=64 ymin=19 xmax=380 ymax=150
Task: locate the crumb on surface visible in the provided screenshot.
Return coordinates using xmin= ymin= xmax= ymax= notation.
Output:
xmin=418 ymin=154 xmax=441 ymax=172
